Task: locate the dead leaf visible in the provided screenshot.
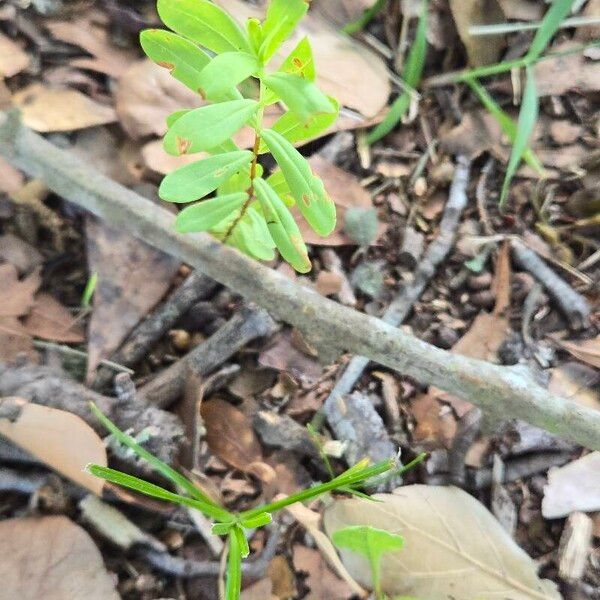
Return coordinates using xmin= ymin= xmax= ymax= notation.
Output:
xmin=293 ymin=545 xmax=356 ymax=600
xmin=24 ymin=293 xmax=85 ymax=343
xmin=491 ymin=240 xmax=511 ymax=316
xmin=549 ymin=120 xmax=583 ymax=145
xmin=548 ymin=362 xmax=600 ymax=411
xmin=0 ymin=397 xmax=107 ymax=495
xmin=86 ymin=217 xmax=180 ymax=377
xmin=0 ymin=32 xmax=30 ymax=77
xmin=115 ymin=60 xmax=204 ymax=139
xmin=12 ymin=84 xmax=117 ymax=132
xmin=498 ymin=0 xmax=543 ymax=21
xmin=201 ymin=397 xmax=262 ymax=471
xmin=325 ymin=486 xmax=561 ymax=599
xmin=142 ymin=139 xmax=201 ymax=175
xmin=554 ymin=335 xmax=600 ymax=369
xmin=267 ymin=555 xmax=297 ymax=599
xmin=315 ymin=270 xmax=343 ymax=296
xmin=0 ymin=233 xmax=43 ymax=273
xmin=312 ymin=0 xmax=374 ymax=28
xmin=543 ymin=452 xmax=600 ymax=519
xmin=576 ymin=0 xmax=600 ymax=42
xmin=0 ymin=516 xmax=120 ymax=599
xmin=241 ymin=578 xmax=276 ymax=600
xmin=440 ymin=110 xmax=504 ymax=160
xmin=0 ymin=155 xmax=24 ymax=195
xmin=410 ymin=391 xmax=457 ymax=448
xmin=449 ymin=0 xmax=506 ymax=66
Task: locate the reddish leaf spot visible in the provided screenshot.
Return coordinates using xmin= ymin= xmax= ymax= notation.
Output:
xmin=198 ymin=88 xmax=206 ymax=100
xmin=157 ymin=61 xmax=175 ymax=73
xmin=176 ymin=136 xmax=191 ymax=155
xmin=293 ymin=58 xmax=303 ymax=68
xmin=302 ymin=194 xmax=312 ymax=206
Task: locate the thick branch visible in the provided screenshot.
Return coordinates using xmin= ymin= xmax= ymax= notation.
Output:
xmin=1 ymin=112 xmax=599 ymax=450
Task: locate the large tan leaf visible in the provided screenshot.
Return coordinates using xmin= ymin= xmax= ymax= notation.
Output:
xmin=0 ymin=516 xmax=120 ymax=600
xmin=0 ymin=32 xmax=30 ymax=78
xmin=0 ymin=397 xmax=107 ymax=495
xmin=324 ymin=485 xmax=561 ymax=599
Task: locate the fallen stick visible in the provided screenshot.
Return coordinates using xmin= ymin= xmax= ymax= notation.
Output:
xmin=93 ymin=271 xmax=219 ymax=390
xmin=1 ymin=112 xmax=599 ymax=450
xmin=138 ymin=304 xmax=278 ymax=407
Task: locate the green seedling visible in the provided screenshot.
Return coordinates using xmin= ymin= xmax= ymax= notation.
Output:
xmin=141 ymin=0 xmax=339 ymax=273
xmin=332 ymin=525 xmax=405 ymax=599
xmin=88 ymin=403 xmax=425 ymax=599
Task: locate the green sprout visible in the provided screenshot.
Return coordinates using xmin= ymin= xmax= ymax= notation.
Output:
xmin=140 ymin=0 xmax=340 ymax=273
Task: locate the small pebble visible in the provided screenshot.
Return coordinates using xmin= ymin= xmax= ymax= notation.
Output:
xmin=169 ymin=329 xmax=191 ymax=351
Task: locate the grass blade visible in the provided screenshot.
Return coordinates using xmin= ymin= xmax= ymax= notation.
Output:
xmin=500 ymin=67 xmax=539 ymax=208
xmin=527 ymin=0 xmax=575 ymax=62
xmin=343 ymin=0 xmax=387 ymax=34
xmin=466 ymin=78 xmax=544 ymax=175
xmin=225 ymin=531 xmax=243 ymax=600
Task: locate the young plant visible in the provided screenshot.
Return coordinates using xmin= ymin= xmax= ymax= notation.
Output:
xmin=87 ymin=403 xmax=426 ymax=599
xmin=140 ymin=0 xmax=340 ymax=273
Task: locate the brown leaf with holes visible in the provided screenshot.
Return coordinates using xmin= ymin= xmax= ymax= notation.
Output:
xmin=0 ymin=397 xmax=107 ymax=495
xmin=0 ymin=32 xmax=30 ymax=77
xmin=0 ymin=516 xmax=120 ymax=599
xmin=201 ymin=398 xmax=262 ymax=471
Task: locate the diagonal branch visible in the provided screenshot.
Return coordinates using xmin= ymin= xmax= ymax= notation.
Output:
xmin=1 ymin=111 xmax=599 ymax=451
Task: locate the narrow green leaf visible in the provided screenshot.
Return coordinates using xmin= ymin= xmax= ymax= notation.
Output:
xmin=254 ymin=177 xmax=311 ymax=273
xmin=264 ymin=73 xmax=335 ymax=124
xmin=500 ymin=67 xmax=539 ymax=208
xmin=175 ymin=192 xmax=247 ymax=232
xmin=466 ymin=78 xmax=544 ymax=174
xmin=343 ymin=0 xmax=387 ymax=34
xmin=166 ymin=108 xmax=191 ymax=128
xmin=157 ymin=0 xmax=251 ymax=54
xmin=261 ymin=128 xmax=336 ymax=236
xmin=367 ymin=0 xmax=428 ymax=144
xmin=279 ymin=37 xmax=315 ymax=81
xmin=159 ymin=151 xmax=253 ymax=203
xmin=140 ymin=29 xmax=210 ymax=93
xmin=88 ymin=464 xmax=232 ymax=522
xmin=526 ymin=0 xmax=575 ymax=62
xmin=163 ymin=99 xmax=258 ymax=155
xmin=197 ymin=52 xmax=259 ymax=101
xmin=266 ymin=170 xmax=294 ymax=206
xmin=240 ymin=512 xmax=272 ymax=529
xmin=246 ymin=17 xmax=264 ymax=54
xmin=81 ymin=272 xmax=98 ymax=307
xmin=227 ymin=207 xmax=276 ymax=261
xmin=89 ymin=403 xmax=209 ymax=503
xmin=226 ymin=531 xmax=243 ymax=600
xmin=260 ymin=0 xmax=308 ymax=61
xmin=211 ymin=521 xmax=234 ymax=536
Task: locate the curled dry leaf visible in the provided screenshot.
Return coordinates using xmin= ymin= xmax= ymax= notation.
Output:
xmin=324 ymin=485 xmax=562 ymax=599
xmin=12 ymin=84 xmax=117 ymax=133
xmin=0 ymin=32 xmax=30 ymax=78
xmin=0 ymin=397 xmax=107 ymax=495
xmin=0 ymin=516 xmax=120 ymax=600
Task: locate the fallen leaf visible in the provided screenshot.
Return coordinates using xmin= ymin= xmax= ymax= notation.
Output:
xmin=0 ymin=397 xmax=107 ymax=495
xmin=241 ymin=578 xmax=276 ymax=600
xmin=312 ymin=0 xmax=374 ymax=27
xmin=549 ymin=120 xmax=583 ymax=145
xmin=267 ymin=555 xmax=297 ymax=599
xmin=315 ymin=270 xmax=343 ymax=296
xmin=24 ymin=293 xmax=85 ymax=343
xmin=0 ymin=155 xmax=24 ymax=195
xmin=554 ymin=335 xmax=600 ymax=369
xmin=293 ymin=545 xmax=355 ymax=600
xmin=0 ymin=32 xmax=30 ymax=77
xmin=576 ymin=0 xmax=600 ymax=42
xmin=141 ymin=139 xmax=200 ymax=175
xmin=201 ymin=397 xmax=262 ymax=471
xmin=543 ymin=452 xmax=600 ymax=519
xmin=12 ymin=84 xmax=117 ymax=132
xmin=115 ymin=60 xmax=204 ymax=139
xmin=0 ymin=233 xmax=43 ymax=273
xmin=324 ymin=485 xmax=561 ymax=599
xmin=491 ymin=239 xmax=511 ymax=316
xmin=548 ymin=362 xmax=600 ymax=411
xmin=449 ymin=0 xmax=506 ymax=66
xmin=0 ymin=516 xmax=120 ymax=599
xmin=85 ymin=217 xmax=180 ymax=377
xmin=498 ymin=0 xmax=543 ymax=21
xmin=409 ymin=391 xmax=457 ymax=448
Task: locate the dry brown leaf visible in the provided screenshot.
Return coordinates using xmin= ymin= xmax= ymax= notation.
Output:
xmin=311 ymin=0 xmax=374 ymax=28
xmin=293 ymin=545 xmax=356 ymax=600
xmin=0 ymin=516 xmax=120 ymax=599
xmin=324 ymin=486 xmax=561 ymax=599
xmin=115 ymin=60 xmax=204 ymax=139
xmin=449 ymin=0 xmax=506 ymax=66
xmin=0 ymin=397 xmax=107 ymax=495
xmin=215 ymin=0 xmax=390 ymax=118
xmin=315 ymin=270 xmax=343 ymax=296
xmin=24 ymin=293 xmax=85 ymax=343
xmin=491 ymin=239 xmax=511 ymax=316
xmin=548 ymin=362 xmax=600 ymax=411
xmin=201 ymin=397 xmax=262 ymax=471
xmin=498 ymin=0 xmax=543 ymax=21
xmin=12 ymin=84 xmax=117 ymax=132
xmin=241 ymin=578 xmax=276 ymax=600
xmin=0 ymin=32 xmax=30 ymax=77
xmin=141 ymin=139 xmax=201 ymax=175
xmin=0 ymin=233 xmax=43 ymax=273
xmin=555 ymin=335 xmax=600 ymax=369
xmin=0 ymin=155 xmax=24 ymax=194
xmin=267 ymin=555 xmax=297 ymax=599
xmin=576 ymin=0 xmax=600 ymax=41
xmin=409 ymin=391 xmax=457 ymax=448
xmin=86 ymin=218 xmax=179 ymax=377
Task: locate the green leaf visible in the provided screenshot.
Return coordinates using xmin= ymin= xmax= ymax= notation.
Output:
xmin=197 ymin=51 xmax=260 ymax=101
xmin=279 ymin=37 xmax=315 ymax=81
xmin=157 ymin=0 xmax=251 ymax=54
xmin=246 ymin=17 xmax=264 ymax=54
xmin=159 ymin=151 xmax=253 ymax=203
xmin=140 ymin=29 xmax=210 ymax=93
xmin=254 ymin=177 xmax=311 ymax=273
xmin=332 ymin=525 xmax=405 ymax=597
xmin=166 ymin=108 xmax=191 ymax=128
xmin=88 ymin=464 xmax=232 ymax=522
xmin=526 ymin=0 xmax=575 ymax=62
xmin=264 ymin=73 xmax=335 ymax=123
xmin=260 ymin=0 xmax=308 ymax=61
xmin=466 ymin=77 xmax=544 ymax=175
xmin=500 ymin=66 xmax=538 ymax=208
xmin=217 ymin=163 xmax=262 ymax=196
xmin=163 ymin=99 xmax=258 ymax=155
xmin=240 ymin=512 xmax=272 ymax=529
xmin=225 ymin=530 xmax=243 ymax=600
xmin=261 ymin=128 xmax=336 ymax=236
xmin=175 ymin=192 xmax=248 ymax=232
xmin=89 ymin=403 xmax=209 ymax=503
xmin=229 ymin=206 xmax=276 ymax=261
xmin=367 ymin=0 xmax=428 ymax=144
xmin=266 ymin=170 xmax=294 ymax=206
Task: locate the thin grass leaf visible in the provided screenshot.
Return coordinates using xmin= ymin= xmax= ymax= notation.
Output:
xmin=88 ymin=464 xmax=233 ymax=522
xmin=466 ymin=78 xmax=544 ymax=175
xmin=343 ymin=0 xmax=387 ymax=34
xmin=526 ymin=0 xmax=575 ymax=62
xmin=500 ymin=67 xmax=538 ymax=208
xmin=225 ymin=531 xmax=243 ymax=600
xmin=89 ymin=403 xmax=210 ymax=503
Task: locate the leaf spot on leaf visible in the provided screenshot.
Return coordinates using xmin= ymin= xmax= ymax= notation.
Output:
xmin=302 ymin=193 xmax=312 ymax=206
xmin=157 ymin=61 xmax=175 ymax=73
xmin=176 ymin=136 xmax=191 ymax=155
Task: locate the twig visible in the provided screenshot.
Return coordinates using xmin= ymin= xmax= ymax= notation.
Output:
xmin=511 ymin=239 xmax=591 ymax=330
xmin=138 ymin=304 xmax=278 ymax=407
xmin=2 ymin=113 xmax=600 ymax=450
xmin=93 ymin=271 xmax=218 ymax=389
xmin=322 ymin=155 xmax=472 ymax=429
